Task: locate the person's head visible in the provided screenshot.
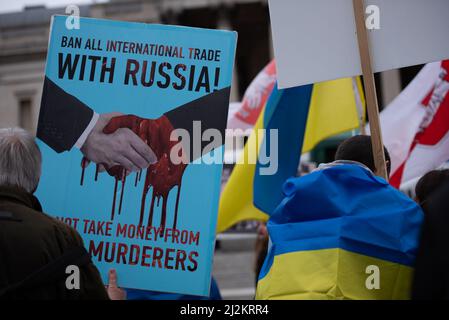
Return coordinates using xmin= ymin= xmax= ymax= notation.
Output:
xmin=334 ymin=135 xmax=391 ymax=176
xmin=0 ymin=127 xmax=42 ymax=193
xmin=415 ymin=169 xmax=449 ymax=208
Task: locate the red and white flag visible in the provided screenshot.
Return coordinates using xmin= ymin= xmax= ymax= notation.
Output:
xmin=379 ymin=60 xmax=449 ymax=188
xmin=227 ymin=60 xmax=276 ymax=130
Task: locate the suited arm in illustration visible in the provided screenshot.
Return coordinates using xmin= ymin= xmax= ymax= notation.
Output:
xmin=37 ymin=77 xmax=156 ymax=172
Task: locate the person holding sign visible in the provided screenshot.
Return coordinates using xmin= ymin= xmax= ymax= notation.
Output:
xmin=0 ymin=128 xmax=125 ymax=300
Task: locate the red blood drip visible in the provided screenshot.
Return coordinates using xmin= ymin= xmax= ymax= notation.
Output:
xmin=147 ymin=192 xmax=156 ymax=226
xmin=98 ymin=114 xmax=187 ymax=227
xmin=111 ymin=177 xmax=119 ymax=220
xmin=95 ymin=164 xmax=100 ymax=181
xmin=137 ymin=116 xmax=187 ymax=229
xmin=134 ymin=171 xmax=139 ymax=187
xmin=80 ymin=157 xmax=88 ymax=185
xmin=173 ymin=183 xmax=182 ymax=230
xmin=118 ymin=173 xmax=126 ymax=215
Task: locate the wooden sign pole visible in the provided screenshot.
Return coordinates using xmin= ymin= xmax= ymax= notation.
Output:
xmin=352 ymin=0 xmax=388 ymax=180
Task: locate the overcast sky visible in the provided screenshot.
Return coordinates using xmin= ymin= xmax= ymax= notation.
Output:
xmin=0 ymin=0 xmax=108 ymax=14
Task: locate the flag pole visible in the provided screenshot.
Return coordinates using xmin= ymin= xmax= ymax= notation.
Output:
xmin=352 ymin=0 xmax=388 ymax=180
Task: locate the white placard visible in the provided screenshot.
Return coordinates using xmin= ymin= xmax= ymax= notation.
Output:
xmin=269 ymin=0 xmax=449 ymax=89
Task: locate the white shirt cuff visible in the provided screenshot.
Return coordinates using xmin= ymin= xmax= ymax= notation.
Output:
xmin=74 ymin=112 xmax=99 ymax=149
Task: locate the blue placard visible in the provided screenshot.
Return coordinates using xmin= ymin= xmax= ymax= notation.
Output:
xmin=36 ymin=15 xmax=236 ymax=296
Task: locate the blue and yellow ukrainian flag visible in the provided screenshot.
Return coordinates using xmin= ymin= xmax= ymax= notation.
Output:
xmin=256 ymin=164 xmax=424 ymax=300
xmin=216 ymin=78 xmax=365 ymax=233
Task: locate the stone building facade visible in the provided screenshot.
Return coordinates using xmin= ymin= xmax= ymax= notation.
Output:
xmin=0 ymin=0 xmax=272 ymax=133
xmin=0 ymin=0 xmax=417 ymax=135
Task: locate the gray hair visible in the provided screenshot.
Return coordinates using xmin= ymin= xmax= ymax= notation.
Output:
xmin=0 ymin=127 xmax=42 ymax=193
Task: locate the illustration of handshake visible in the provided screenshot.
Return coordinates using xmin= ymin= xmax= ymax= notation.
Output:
xmin=80 ymin=113 xmax=157 ymax=175
xmin=80 ymin=113 xmax=186 ymax=180
xmin=80 ymin=113 xmax=188 ymax=224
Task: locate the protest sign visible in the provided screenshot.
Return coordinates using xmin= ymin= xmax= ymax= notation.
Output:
xmin=269 ymin=0 xmax=449 ymax=179
xmin=269 ymin=0 xmax=449 ymax=89
xmin=36 ymin=16 xmax=237 ymax=296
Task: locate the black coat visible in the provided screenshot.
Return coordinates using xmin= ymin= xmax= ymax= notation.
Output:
xmin=412 ymin=182 xmax=449 ymax=300
xmin=0 ymin=186 xmax=109 ymax=300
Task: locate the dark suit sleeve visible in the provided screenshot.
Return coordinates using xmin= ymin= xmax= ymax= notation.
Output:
xmin=37 ymin=77 xmax=94 ymax=153
xmin=164 ymin=87 xmax=231 ymax=162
